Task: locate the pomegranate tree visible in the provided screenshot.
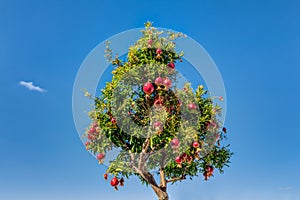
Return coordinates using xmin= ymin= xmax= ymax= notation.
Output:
xmin=83 ymin=22 xmax=232 ymax=200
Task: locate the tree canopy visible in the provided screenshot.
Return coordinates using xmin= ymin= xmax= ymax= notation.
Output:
xmin=83 ymin=22 xmax=232 ymax=200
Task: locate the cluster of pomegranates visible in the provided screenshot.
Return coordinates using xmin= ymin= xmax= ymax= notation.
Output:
xmin=103 ymin=174 xmax=124 ymax=190
xmin=203 ymin=165 xmax=214 ymax=180
xmin=84 ymin=146 xmax=105 ymax=164
xmin=171 ymin=138 xmax=200 ymax=150
xmin=142 ymin=75 xmax=178 ymax=119
xmin=87 ymin=122 xmax=100 ymax=141
xmin=172 ymin=140 xmax=201 ymax=166
xmin=141 ymin=48 xmax=176 ymax=94
xmin=85 ymin=123 xmax=99 ymax=150
xmin=171 ymin=139 xmax=215 ymax=180
xmin=175 ymin=153 xmax=194 ymax=165
xmin=154 ymin=48 xmax=180 ymax=67
xmin=85 ymin=122 xmax=106 ymax=164
xmin=142 ymin=76 xmax=173 ymax=96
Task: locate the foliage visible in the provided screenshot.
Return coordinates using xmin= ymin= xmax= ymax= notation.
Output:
xmin=83 ymin=22 xmax=232 ymax=199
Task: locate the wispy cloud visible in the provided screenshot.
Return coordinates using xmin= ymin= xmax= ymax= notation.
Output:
xmin=19 ymin=81 xmax=46 ymax=92
xmin=278 ymin=186 xmax=293 ymax=191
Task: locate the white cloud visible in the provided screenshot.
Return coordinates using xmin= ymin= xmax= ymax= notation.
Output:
xmin=278 ymin=186 xmax=293 ymax=191
xmin=19 ymin=81 xmax=46 ymax=92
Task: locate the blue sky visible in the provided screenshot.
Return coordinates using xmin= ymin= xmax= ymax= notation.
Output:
xmin=1 ymin=0 xmax=300 ymax=199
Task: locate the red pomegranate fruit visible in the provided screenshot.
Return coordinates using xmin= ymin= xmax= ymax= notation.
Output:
xmin=163 ymin=78 xmax=172 ymax=89
xmin=167 ymin=62 xmax=175 ymax=69
xmin=175 ymin=156 xmax=182 ymax=164
xmin=110 ymin=177 xmax=119 ymax=187
xmin=188 ymin=103 xmax=197 ymax=110
xmin=154 ymin=98 xmax=163 ymax=107
xmin=205 ymin=165 xmax=214 ymax=173
xmin=143 ymin=82 xmax=155 ymax=95
xmin=181 ymin=153 xmax=188 ymax=160
xmin=97 ymin=153 xmax=105 ymax=161
xmin=120 ymin=178 xmax=124 ymax=186
xmin=192 ymin=141 xmax=199 ymax=148
xmin=171 ymin=138 xmax=180 ymax=147
xmin=103 ymin=173 xmax=108 ymax=180
xmin=155 ymin=77 xmax=163 ymax=85
xmin=156 ymin=48 xmax=162 ymax=54
xmin=89 ymin=127 xmax=96 ymax=134
xmin=154 ymin=121 xmax=162 ymax=128
xmin=111 ymin=117 xmax=116 ymax=124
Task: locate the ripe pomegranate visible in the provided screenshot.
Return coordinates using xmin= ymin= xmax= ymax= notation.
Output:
xmin=154 ymin=98 xmax=163 ymax=107
xmin=163 ymin=78 xmax=172 ymax=89
xmin=143 ymin=82 xmax=155 ymax=95
xmin=188 ymin=103 xmax=197 ymax=110
xmin=203 ymin=165 xmax=214 ymax=180
xmin=203 ymin=171 xmax=209 ymax=180
xmin=181 ymin=153 xmax=188 ymax=160
xmin=154 ymin=121 xmax=162 ymax=127
xmin=154 ymin=121 xmax=162 ymax=128
xmin=148 ymin=39 xmax=153 ymax=45
xmin=192 ymin=141 xmax=199 ymax=148
xmin=120 ymin=178 xmax=124 ymax=186
xmin=156 ymin=48 xmax=162 ymax=54
xmin=205 ymin=165 xmax=214 ymax=173
xmin=171 ymin=138 xmax=180 ymax=147
xmin=222 ymin=127 xmax=227 ymax=133
xmin=87 ymin=134 xmax=94 ymax=141
xmin=97 ymin=153 xmax=105 ymax=160
xmin=154 ymin=121 xmax=163 ymax=133
xmin=167 ymin=62 xmax=175 ymax=69
xmin=111 ymin=117 xmax=116 ymax=124
xmin=89 ymin=127 xmax=96 ymax=134
xmin=103 ymin=173 xmax=108 ymax=180
xmin=155 ymin=77 xmax=163 ymax=85
xmin=175 ymin=156 xmax=182 ymax=164
xmin=187 ymin=156 xmax=194 ymax=163
xmin=85 ymin=142 xmax=90 ymax=150
xmin=110 ymin=177 xmax=119 ymax=187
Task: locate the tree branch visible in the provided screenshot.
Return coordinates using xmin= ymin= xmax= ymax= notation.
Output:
xmin=166 ymin=165 xmax=187 ymax=183
xmin=129 ymin=152 xmax=136 ymax=166
xmin=159 ymin=168 xmax=167 ymax=190
xmin=132 ymin=165 xmax=168 ymax=199
xmin=166 ymin=175 xmax=186 ymax=183
xmin=159 ymin=150 xmax=167 ymax=189
xmin=142 ymin=138 xmax=150 ymax=153
xmin=138 ymin=138 xmax=150 ymax=170
xmin=132 ymin=165 xmax=159 ymax=188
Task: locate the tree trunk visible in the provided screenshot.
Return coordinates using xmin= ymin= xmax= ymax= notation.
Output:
xmin=132 ymin=156 xmax=169 ymax=200
xmin=151 ymin=184 xmax=169 ymax=200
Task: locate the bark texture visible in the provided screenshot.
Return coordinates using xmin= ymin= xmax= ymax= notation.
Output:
xmin=151 ymin=184 xmax=169 ymax=200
